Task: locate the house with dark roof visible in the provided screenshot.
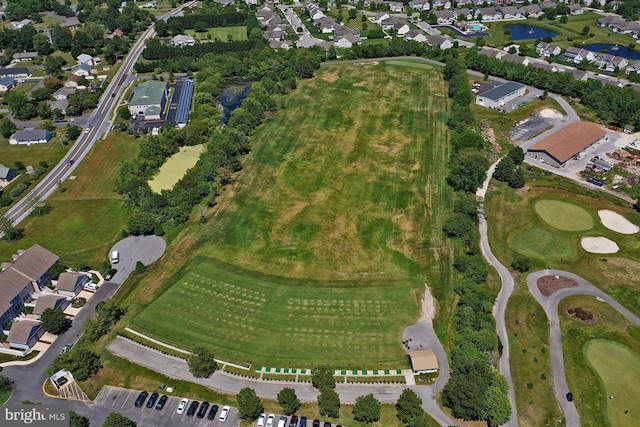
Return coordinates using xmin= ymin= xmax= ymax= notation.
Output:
xmin=33 ymin=294 xmax=69 ymax=318
xmin=71 ymin=63 xmax=92 ymax=77
xmin=7 ymin=320 xmax=43 ymax=351
xmin=0 ymin=164 xmax=18 ymax=185
xmin=475 ymin=81 xmax=526 ymax=109
xmin=56 ymin=272 xmax=89 ymax=298
xmin=9 ymin=130 xmax=52 ymax=145
xmin=12 ymin=51 xmax=38 ymax=62
xmin=0 ymin=76 xmax=15 ymax=92
xmin=0 ymin=67 xmax=30 ymax=79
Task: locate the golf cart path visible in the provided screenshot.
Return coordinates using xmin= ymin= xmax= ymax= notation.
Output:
xmin=527 ymin=269 xmax=640 ymax=427
xmin=107 ymin=337 xmax=458 ymax=426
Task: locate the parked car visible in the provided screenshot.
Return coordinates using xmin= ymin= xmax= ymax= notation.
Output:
xmin=207 ymin=404 xmax=219 ymax=420
xmin=289 ymin=414 xmax=298 ymax=427
xmin=60 ymin=343 xmax=72 ymax=354
xmin=266 ymin=414 xmax=276 ymax=427
xmin=176 ymin=398 xmax=188 ymax=414
xmin=323 ymin=422 xmax=331 ymax=427
xmin=134 ymin=391 xmax=148 ymax=408
xmin=186 ymin=400 xmax=199 ymax=417
xmin=155 ymin=395 xmax=168 ymax=410
xmin=145 ymin=392 xmax=158 ymax=409
xmin=277 ymin=416 xmax=288 ymax=427
xmin=312 ymin=420 xmax=320 ymax=427
xmin=566 ymin=392 xmax=574 ymax=402
xmin=299 ymin=416 xmax=307 ymax=427
xmin=197 ymin=401 xmax=209 ymax=418
xmin=105 ymin=269 xmax=117 ymax=281
xmin=257 ymin=413 xmax=267 ymax=427
xmin=219 ymin=405 xmax=230 ymax=421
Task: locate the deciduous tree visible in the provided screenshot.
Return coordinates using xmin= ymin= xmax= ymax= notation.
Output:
xmin=277 ymin=388 xmax=301 ymax=416
xmin=318 ymin=387 xmax=340 ymax=418
xmin=237 ymin=387 xmax=263 ymax=420
xmin=353 ymin=394 xmax=380 ymax=423
xmin=40 ymin=308 xmax=70 ymax=335
xmin=188 ymin=345 xmax=217 ymax=378
xmin=312 ymin=365 xmax=335 ymax=390
xmin=102 ymin=412 xmax=135 ymax=427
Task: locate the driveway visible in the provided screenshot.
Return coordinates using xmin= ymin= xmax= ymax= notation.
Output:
xmin=110 ymin=235 xmax=167 ymax=284
xmin=402 ymin=320 xmax=450 ymax=393
xmin=526 ymin=269 xmax=640 ymax=427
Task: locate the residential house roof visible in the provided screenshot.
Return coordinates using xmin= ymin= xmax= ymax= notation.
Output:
xmin=33 ymin=294 xmax=67 ymax=316
xmin=0 ymin=75 xmax=15 ymax=87
xmin=0 ymin=164 xmax=17 ymax=180
xmin=409 ymin=350 xmax=439 ymax=371
xmin=9 ymin=245 xmax=59 ymax=282
xmin=56 ymin=272 xmax=87 ymax=292
xmin=71 ymin=63 xmax=92 ymax=74
xmin=10 ymin=129 xmax=52 ymax=143
xmin=62 ymin=16 xmax=81 ymax=28
xmin=528 ymin=122 xmax=606 ymax=164
xmin=129 ymin=80 xmax=167 ymax=107
xmin=7 ymin=320 xmax=41 ymax=344
xmin=12 ymin=52 xmax=37 ymax=61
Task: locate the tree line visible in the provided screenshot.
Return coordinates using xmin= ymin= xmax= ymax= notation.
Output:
xmin=140 ymin=37 xmax=256 ymax=62
xmin=164 ymin=11 xmax=247 ymax=34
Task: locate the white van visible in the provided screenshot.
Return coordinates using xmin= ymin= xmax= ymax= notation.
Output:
xmin=111 ymin=250 xmax=119 ymax=264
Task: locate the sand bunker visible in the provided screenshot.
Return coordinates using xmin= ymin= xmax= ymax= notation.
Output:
xmin=538 ymin=108 xmax=563 ymax=119
xmin=581 ymin=237 xmax=620 ymax=254
xmin=598 ymin=210 xmax=639 ymax=234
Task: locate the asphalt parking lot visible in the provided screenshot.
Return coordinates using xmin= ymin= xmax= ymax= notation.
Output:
xmin=94 ymin=386 xmax=240 ymax=427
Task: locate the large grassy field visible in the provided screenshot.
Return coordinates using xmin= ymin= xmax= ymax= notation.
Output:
xmin=484 ymin=176 xmax=640 ymax=426
xmin=0 ymin=132 xmax=140 ymax=268
xmin=130 ymin=61 xmax=455 ymax=367
xmin=185 ymin=26 xmax=248 ymax=41
xmin=132 ymin=262 xmax=419 ymax=368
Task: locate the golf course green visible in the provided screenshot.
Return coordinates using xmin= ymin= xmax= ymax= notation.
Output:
xmin=585 ymin=339 xmax=640 ymax=427
xmin=534 ymin=199 xmax=594 ymax=231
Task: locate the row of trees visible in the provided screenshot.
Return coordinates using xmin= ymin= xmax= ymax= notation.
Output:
xmin=493 ymin=146 xmax=526 ymax=189
xmin=439 ymin=54 xmax=512 ymax=427
xmin=141 ymin=38 xmax=256 ymax=61
xmin=163 ymin=10 xmax=247 ymax=35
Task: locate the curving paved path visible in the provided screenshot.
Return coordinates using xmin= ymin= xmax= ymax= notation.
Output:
xmin=527 ymin=270 xmax=640 ymax=427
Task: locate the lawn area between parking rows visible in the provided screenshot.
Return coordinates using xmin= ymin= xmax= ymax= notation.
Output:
xmin=132 ymin=262 xmax=419 ymax=368
xmin=0 ymin=132 xmax=140 ymax=268
xmin=484 ymin=176 xmax=640 ymax=426
xmin=127 ymin=61 xmax=455 ymax=368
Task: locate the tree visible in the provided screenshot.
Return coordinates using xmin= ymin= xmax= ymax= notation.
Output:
xmin=481 ymin=376 xmax=511 ymax=427
xmin=581 ymin=25 xmax=591 ymax=36
xmin=493 ymin=157 xmax=514 ymax=182
xmin=188 ymin=345 xmax=217 ymax=378
xmin=353 ymin=394 xmax=381 ymax=423
xmin=33 ymin=33 xmax=53 ymax=55
xmin=318 ymin=387 xmax=340 ymax=418
xmin=41 ymin=308 xmax=70 ymax=334
xmin=0 ymin=375 xmax=11 ymax=395
xmin=277 ymin=388 xmax=301 ymax=416
xmin=1 ymin=223 xmax=24 ymax=242
xmin=506 ymin=146 xmax=525 ymax=165
xmin=69 ymin=410 xmax=90 ymax=427
xmin=31 ymin=87 xmax=52 ymax=102
xmin=508 ymin=167 xmax=525 ymax=189
xmin=48 ymin=261 xmax=68 ymax=280
xmin=83 ymin=300 xmax=126 ymax=342
xmin=118 ymin=106 xmax=131 ymax=120
xmin=102 ymin=412 xmax=135 ymax=427
xmin=133 ymin=261 xmax=146 ymax=275
xmin=66 ymin=126 xmax=82 ymax=141
xmin=52 ymin=25 xmax=73 ymax=51
xmin=0 ymin=117 xmax=17 ymax=138
xmin=312 ymin=365 xmax=335 ymax=390
xmin=44 ymin=55 xmax=67 ymax=75
xmin=237 ymin=387 xmax=263 ymax=420
xmin=46 ymin=349 xmax=101 ymax=381
xmin=396 ymin=389 xmax=424 ymax=425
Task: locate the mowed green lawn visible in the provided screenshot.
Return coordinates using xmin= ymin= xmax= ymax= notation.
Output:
xmin=585 ymin=339 xmax=640 ymax=427
xmin=132 ymin=62 xmax=454 ymax=367
xmin=185 ymin=26 xmax=247 ymax=41
xmin=132 ymin=263 xmax=418 ymax=368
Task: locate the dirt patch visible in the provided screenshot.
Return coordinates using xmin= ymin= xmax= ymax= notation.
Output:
xmin=538 ymin=108 xmax=563 ymax=119
xmin=482 ymin=126 xmax=500 ymax=154
xmin=320 ymin=69 xmax=339 ymax=83
xmin=353 ymin=81 xmax=367 ymax=87
xmin=564 ymin=306 xmax=598 ymax=324
xmin=537 ymin=275 xmax=579 ymax=296
xmin=419 ymin=284 xmax=436 ymax=322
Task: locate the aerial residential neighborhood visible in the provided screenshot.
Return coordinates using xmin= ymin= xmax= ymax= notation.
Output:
xmin=2 ymin=0 xmax=640 ymax=427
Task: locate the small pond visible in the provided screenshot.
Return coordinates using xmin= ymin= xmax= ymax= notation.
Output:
xmin=148 ymin=144 xmax=206 ymax=193
xmin=583 ymin=43 xmax=640 ymax=61
xmin=217 ymin=84 xmax=251 ymax=125
xmin=505 ymin=24 xmax=557 ymax=40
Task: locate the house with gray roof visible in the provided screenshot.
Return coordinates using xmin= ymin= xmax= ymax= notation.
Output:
xmin=128 ymin=80 xmax=168 ymax=120
xmin=0 ymin=67 xmax=29 ymax=79
xmin=33 ymin=294 xmax=68 ymax=318
xmin=7 ymin=320 xmax=43 ymax=351
xmin=0 ymin=76 xmax=15 ymax=92
xmin=476 ymin=81 xmax=526 ymax=109
xmin=0 ymin=164 xmax=18 ymax=185
xmin=9 ymin=129 xmax=52 ymax=145
xmin=56 ymin=272 xmax=89 ymax=298
xmin=12 ymin=51 xmax=37 ymax=62
xmin=71 ymin=63 xmax=92 ymax=76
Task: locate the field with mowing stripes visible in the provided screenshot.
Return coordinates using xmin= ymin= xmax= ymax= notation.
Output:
xmin=132 ymin=263 xmax=418 ymax=368
xmin=132 ymin=62 xmax=454 ymax=367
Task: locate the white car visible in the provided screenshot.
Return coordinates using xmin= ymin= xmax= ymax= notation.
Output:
xmin=266 ymin=414 xmax=276 ymax=427
xmin=219 ymin=405 xmax=230 ymax=421
xmin=85 ymin=127 xmax=90 ymax=133
xmin=176 ymin=398 xmax=188 ymax=414
xmin=257 ymin=413 xmax=267 ymax=427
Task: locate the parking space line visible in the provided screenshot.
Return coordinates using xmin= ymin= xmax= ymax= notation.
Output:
xmin=121 ymin=390 xmax=134 ymax=409
xmin=110 ymin=389 xmax=123 ymax=407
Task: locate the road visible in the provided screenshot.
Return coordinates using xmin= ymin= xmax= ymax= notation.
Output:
xmin=526 ymin=270 xmax=640 ymax=427
xmin=2 ymin=0 xmax=198 ymax=227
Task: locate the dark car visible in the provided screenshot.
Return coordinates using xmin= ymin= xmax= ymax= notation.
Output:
xmin=134 ymin=391 xmax=148 ymax=408
xmin=566 ymin=392 xmax=574 ymax=402
xmin=323 ymin=422 xmax=331 ymax=427
xmin=197 ymin=401 xmax=209 ymax=418
xmin=155 ymin=395 xmax=168 ymax=410
xmin=105 ymin=269 xmax=117 ymax=281
xmin=67 ymin=159 xmax=75 ymax=166
xmin=299 ymin=416 xmax=307 ymax=427
xmin=145 ymin=392 xmax=159 ymax=408
xmin=312 ymin=420 xmax=320 ymax=427
xmin=207 ymin=404 xmax=219 ymax=420
xmin=186 ymin=400 xmax=199 ymax=417
xmin=289 ymin=415 xmax=298 ymax=427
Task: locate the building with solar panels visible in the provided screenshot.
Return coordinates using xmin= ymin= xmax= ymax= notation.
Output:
xmin=175 ymin=80 xmax=194 ymax=128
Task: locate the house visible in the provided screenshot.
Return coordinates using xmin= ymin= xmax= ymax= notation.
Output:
xmin=171 ymin=34 xmax=196 ymax=47
xmin=434 ymin=10 xmax=454 ymax=25
xmin=335 ymin=25 xmax=360 ymax=38
xmin=0 ymin=67 xmax=29 ymax=80
xmin=567 ymin=68 xmax=588 ymax=82
xmin=11 ymin=19 xmax=32 ymax=30
xmin=9 ymin=130 xmax=52 ymax=146
xmin=408 ymin=0 xmax=430 ymax=11
xmin=334 ymin=34 xmax=361 ymax=48
xmin=610 ymin=21 xmax=640 ymax=35
xmin=536 ymin=42 xmax=561 ymax=57
xmin=62 ymin=16 xmax=81 ymax=32
xmin=503 ymin=53 xmax=529 ymax=66
xmin=48 ymin=99 xmax=68 ymax=114
xmin=389 ymin=1 xmax=404 ymax=12
xmin=269 ymin=40 xmax=291 ymax=50
xmin=608 ymin=56 xmax=628 ymax=72
xmin=595 ymin=53 xmax=627 ymax=71
xmin=596 ymin=15 xmax=625 ymax=28
xmin=531 ymin=61 xmax=565 ymax=73
xmin=64 ymin=75 xmax=81 ymax=88
xmin=563 ymin=47 xmax=595 ymax=64
xmin=520 ymin=4 xmax=543 ymax=18
xmin=408 ymin=349 xmax=439 ymax=374
xmin=33 ymin=295 xmax=69 ymax=319
xmin=475 ymin=7 xmax=502 ymax=20
xmin=0 ymin=76 xmax=15 ymax=92
xmin=427 ymin=34 xmax=454 ymax=50
xmin=56 ymin=272 xmax=89 ymax=298
xmin=71 ymin=63 xmax=92 ymax=76
xmin=539 ymin=1 xmax=557 ymax=9
xmin=392 ymin=19 xmax=410 ymax=35
xmin=498 ymin=6 xmax=521 ymax=19
xmin=625 ymin=60 xmax=640 ymax=74
xmin=527 ymin=122 xmax=605 ymax=166
xmin=404 ymin=30 xmax=428 ymax=43
xmin=128 ymin=80 xmax=168 ymax=120
xmin=476 ymin=81 xmax=526 ymax=109
xmin=53 ymin=87 xmax=76 ymax=100
xmin=12 ymin=52 xmax=38 ymax=62
xmin=480 ymin=46 xmax=506 ymax=60
xmin=316 ymin=16 xmax=336 ymax=33
xmin=0 ymin=164 xmax=18 ymax=185
xmin=373 ymin=12 xmax=390 ymax=25
xmin=7 ymin=321 xmax=43 ymax=351
xmin=107 ymin=29 xmax=124 ymax=39
xmin=76 ymin=53 xmax=100 ymax=66
xmin=568 ymin=3 xmax=583 ymax=14
xmin=624 ymin=124 xmax=635 ymax=133
xmin=0 ymin=245 xmax=59 ymax=328
xmin=214 ymin=0 xmax=235 ymax=6
xmin=454 ymin=8 xmax=472 ymax=20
